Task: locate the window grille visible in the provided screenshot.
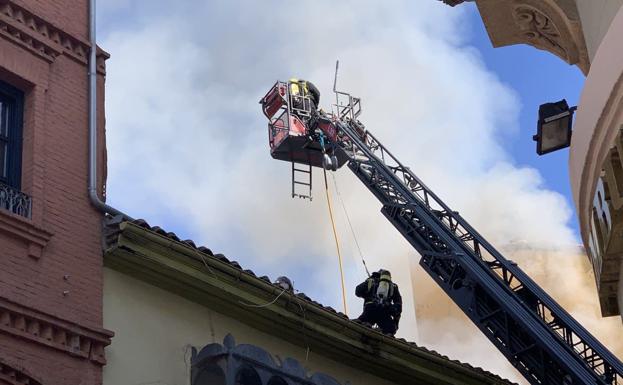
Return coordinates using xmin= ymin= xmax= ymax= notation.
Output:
xmin=191 ymin=334 xmax=344 ymax=385
xmin=0 ymin=80 xmax=29 ymax=218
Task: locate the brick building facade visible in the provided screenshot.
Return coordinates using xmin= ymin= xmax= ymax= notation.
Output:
xmin=0 ymin=1 xmax=112 ymax=384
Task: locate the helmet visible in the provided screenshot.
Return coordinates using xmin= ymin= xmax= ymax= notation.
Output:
xmin=274 ymin=276 xmax=294 ymax=292
xmin=378 ymin=269 xmax=391 ymax=281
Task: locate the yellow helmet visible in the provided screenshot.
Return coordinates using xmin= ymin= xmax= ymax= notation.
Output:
xmin=289 ymin=78 xmax=301 ymax=96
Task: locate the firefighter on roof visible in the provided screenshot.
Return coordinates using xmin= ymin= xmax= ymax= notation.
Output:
xmin=355 ymin=269 xmax=402 ymax=336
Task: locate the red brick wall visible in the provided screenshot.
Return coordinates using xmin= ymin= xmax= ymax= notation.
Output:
xmin=0 ymin=1 xmax=111 ymax=384
xmin=12 ymin=0 xmax=89 ymax=40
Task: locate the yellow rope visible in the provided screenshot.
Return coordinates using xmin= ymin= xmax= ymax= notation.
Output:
xmin=323 ymin=168 xmax=348 ymax=316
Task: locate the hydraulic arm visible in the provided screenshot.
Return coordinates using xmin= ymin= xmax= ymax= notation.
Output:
xmin=260 ymin=81 xmax=623 ymax=385
xmin=333 ymin=100 xmax=623 ymax=385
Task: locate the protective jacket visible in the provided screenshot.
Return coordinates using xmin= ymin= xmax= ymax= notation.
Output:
xmin=355 ymin=271 xmax=403 ymax=335
xmin=289 ymin=78 xmax=321 ymax=107
xmin=355 ymin=274 xmax=402 ymax=314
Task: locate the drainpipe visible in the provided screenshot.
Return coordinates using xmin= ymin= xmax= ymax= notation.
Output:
xmin=88 ymin=0 xmax=133 ymax=220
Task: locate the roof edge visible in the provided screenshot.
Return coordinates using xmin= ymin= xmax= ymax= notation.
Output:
xmin=104 ymin=219 xmax=515 ymax=385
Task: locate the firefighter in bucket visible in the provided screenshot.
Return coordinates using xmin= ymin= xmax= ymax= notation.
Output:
xmin=355 ymin=269 xmax=403 ymax=336
xmin=289 ymin=78 xmax=320 ymax=113
xmin=288 ymin=78 xmax=324 ymax=136
xmin=288 ymin=78 xmax=338 ymax=170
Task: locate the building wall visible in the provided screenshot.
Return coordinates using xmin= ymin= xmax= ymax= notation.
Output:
xmin=576 ymin=0 xmax=623 ymax=61
xmin=620 ymin=267 xmax=623 ymax=318
xmin=103 ymin=268 xmax=396 ymax=385
xmin=12 ymin=0 xmax=89 ymax=40
xmin=0 ymin=0 xmax=111 ymax=383
xmin=570 ymin=4 xmax=623 ymax=318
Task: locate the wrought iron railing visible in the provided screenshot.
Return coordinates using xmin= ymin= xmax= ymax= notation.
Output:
xmin=0 ymin=182 xmax=32 ymax=218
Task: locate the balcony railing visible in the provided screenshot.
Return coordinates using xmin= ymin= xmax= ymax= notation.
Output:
xmin=0 ymin=182 xmax=32 ymax=219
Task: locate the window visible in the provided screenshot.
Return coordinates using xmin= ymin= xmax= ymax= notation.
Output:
xmin=0 ymin=80 xmax=24 ymax=189
xmin=235 ymin=366 xmax=261 ymax=385
xmin=193 ymin=363 xmax=226 ymax=385
xmin=267 ymin=377 xmax=288 ymax=385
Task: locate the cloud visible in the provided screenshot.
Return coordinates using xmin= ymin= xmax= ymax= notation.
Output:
xmin=99 ymin=1 xmax=611 ymax=383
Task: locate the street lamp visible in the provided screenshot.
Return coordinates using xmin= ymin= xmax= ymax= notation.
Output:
xmin=533 ymin=99 xmax=577 ymax=155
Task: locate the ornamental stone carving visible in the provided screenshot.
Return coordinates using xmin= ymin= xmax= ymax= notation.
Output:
xmin=475 ymin=0 xmax=590 ymax=74
xmin=513 ymin=5 xmax=566 ymax=60
xmin=0 ymin=296 xmax=113 ymax=365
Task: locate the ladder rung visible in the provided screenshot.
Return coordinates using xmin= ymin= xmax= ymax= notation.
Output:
xmin=293 ymin=194 xmax=312 ymax=200
xmin=294 ymin=181 xmax=311 ymax=186
xmin=293 ymin=168 xmax=311 ymax=174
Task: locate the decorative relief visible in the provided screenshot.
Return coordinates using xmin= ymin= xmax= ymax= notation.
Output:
xmin=0 ymin=0 xmax=108 ymax=72
xmin=0 ymin=18 xmax=59 ymax=62
xmin=513 ymin=5 xmax=567 ymax=61
xmin=0 ymin=358 xmax=42 ymax=385
xmin=475 ymin=0 xmax=589 ymax=74
xmin=0 ymin=297 xmax=113 ymax=365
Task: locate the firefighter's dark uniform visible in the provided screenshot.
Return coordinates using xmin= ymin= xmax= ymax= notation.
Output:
xmin=355 ymin=270 xmax=402 ymax=335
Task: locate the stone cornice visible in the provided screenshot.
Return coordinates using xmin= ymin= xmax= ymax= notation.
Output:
xmin=0 ymin=209 xmax=53 ymax=259
xmin=475 ymin=0 xmax=590 ymax=74
xmin=0 ymin=296 xmax=114 ymax=365
xmin=0 ymin=0 xmax=108 ymax=73
xmin=0 ymin=357 xmax=42 ymax=385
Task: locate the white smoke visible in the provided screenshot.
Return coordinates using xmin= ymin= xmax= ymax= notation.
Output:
xmin=98 ymin=1 xmax=615 ymax=383
xmin=413 ymin=245 xmax=623 ymax=384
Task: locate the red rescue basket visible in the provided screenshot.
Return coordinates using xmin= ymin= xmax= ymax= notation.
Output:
xmin=260 ymin=81 xmax=349 ymax=169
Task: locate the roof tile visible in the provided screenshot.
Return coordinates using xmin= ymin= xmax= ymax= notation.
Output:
xmin=198 ymin=246 xmax=213 ymax=255
xmin=114 ymin=218 xmax=515 ymax=384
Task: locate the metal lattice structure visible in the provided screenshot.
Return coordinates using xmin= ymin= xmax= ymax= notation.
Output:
xmin=0 ymin=182 xmax=31 ymax=218
xmin=331 ymin=92 xmax=623 ymax=385
xmin=191 ymin=334 xmax=342 ymax=385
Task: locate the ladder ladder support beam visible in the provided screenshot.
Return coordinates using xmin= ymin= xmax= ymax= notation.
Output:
xmin=335 ymin=118 xmax=623 ymax=385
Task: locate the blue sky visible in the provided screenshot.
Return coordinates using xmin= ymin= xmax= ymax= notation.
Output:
xmin=463 ymin=6 xmax=585 ymax=235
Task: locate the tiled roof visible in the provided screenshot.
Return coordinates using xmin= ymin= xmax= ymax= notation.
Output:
xmin=107 ymin=217 xmax=516 ymax=384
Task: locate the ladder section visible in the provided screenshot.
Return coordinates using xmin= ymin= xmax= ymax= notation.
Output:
xmin=292 ymin=162 xmax=313 ymax=200
xmin=335 ymin=119 xmax=623 ymax=385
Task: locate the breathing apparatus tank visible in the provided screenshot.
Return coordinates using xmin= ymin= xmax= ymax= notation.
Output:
xmin=375 ymin=270 xmax=393 ymax=304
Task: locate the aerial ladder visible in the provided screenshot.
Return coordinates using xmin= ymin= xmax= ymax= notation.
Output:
xmin=260 ymin=78 xmax=623 ymax=385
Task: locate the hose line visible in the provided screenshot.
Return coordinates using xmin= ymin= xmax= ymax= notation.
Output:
xmin=323 ymin=168 xmax=348 ymax=316
xmin=330 ymin=172 xmax=371 ymax=277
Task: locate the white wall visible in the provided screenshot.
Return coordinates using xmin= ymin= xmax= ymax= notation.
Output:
xmin=577 ymin=0 xmax=623 ymax=61
xmin=102 ymin=268 xmax=397 ymax=385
